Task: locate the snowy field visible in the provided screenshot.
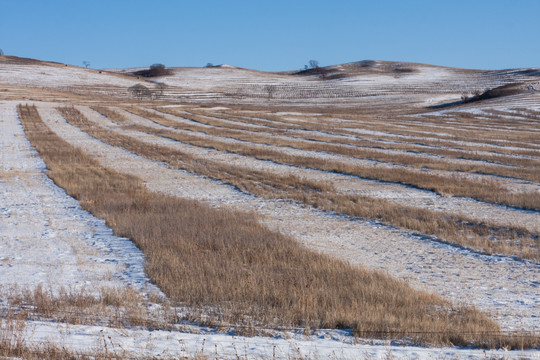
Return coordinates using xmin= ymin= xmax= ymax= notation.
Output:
xmin=16 ymin=321 xmax=540 ymax=359
xmin=1 ymin=55 xmax=539 ymax=358
xmin=33 ymin=102 xmax=540 ymax=332
xmin=0 ymin=104 xmax=159 ymax=294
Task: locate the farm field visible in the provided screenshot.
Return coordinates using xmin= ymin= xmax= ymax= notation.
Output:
xmin=1 ymin=55 xmax=539 ymax=359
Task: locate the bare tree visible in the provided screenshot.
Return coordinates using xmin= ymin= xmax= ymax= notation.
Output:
xmin=133 ymin=64 xmax=172 ymax=77
xmin=128 ymin=84 xmax=152 ymax=100
xmin=155 ymin=82 xmax=168 ymax=98
xmin=82 ymin=61 xmax=90 ymax=68
xmin=305 ymin=59 xmax=328 ymax=79
xmin=148 ymin=63 xmax=171 ymax=76
xmin=0 ymin=49 xmax=4 ymax=55
xmin=308 ymin=59 xmax=319 ymax=69
xmin=264 ymin=84 xmax=277 ymax=99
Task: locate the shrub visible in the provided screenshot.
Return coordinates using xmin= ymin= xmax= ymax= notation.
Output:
xmin=133 ymin=63 xmax=172 ymax=77
xmin=127 ymin=84 xmax=152 ymax=100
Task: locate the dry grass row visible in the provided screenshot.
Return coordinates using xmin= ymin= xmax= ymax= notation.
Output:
xmin=93 ymin=105 xmax=131 ymax=124
xmin=276 ymin=109 xmax=540 ymax=152
xmin=167 ymin=107 xmax=540 ymax=182
xmin=152 ymin=107 xmax=540 ymax=182
xmin=443 ymin=110 xmax=539 ymax=128
xmin=364 ymin=114 xmax=540 ymax=145
xmin=450 ymin=110 xmax=540 ymax=132
xmin=125 ymin=106 xmax=540 ymax=210
xmin=20 ymin=103 xmax=527 ymax=348
xmin=89 ymin=110 xmax=333 ymax=197
xmin=300 ymin=109 xmax=540 ymax=148
xmin=154 ymin=110 xmax=540 ymax=174
xmin=169 ymin=107 xmax=540 ymax=168
xmin=61 ymin=106 xmax=539 ymax=261
xmin=197 ymin=107 xmax=540 ymax=157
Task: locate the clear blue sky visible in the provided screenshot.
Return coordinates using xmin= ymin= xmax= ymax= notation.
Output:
xmin=1 ymin=0 xmax=538 ymax=71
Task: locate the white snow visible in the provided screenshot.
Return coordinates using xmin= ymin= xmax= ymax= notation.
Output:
xmin=21 ymin=321 xmax=540 ymax=359
xmin=0 ymin=103 xmax=159 ymax=295
xmin=0 ymin=63 xmax=140 ymax=90
xmin=204 ymin=106 xmax=229 ymax=110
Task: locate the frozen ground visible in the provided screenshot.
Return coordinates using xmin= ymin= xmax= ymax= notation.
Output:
xmin=4 ymin=100 xmax=538 ymax=358
xmin=18 ymin=321 xmax=540 ymax=359
xmin=33 ymin=103 xmax=540 ymax=333
xmin=0 ymin=103 xmax=159 ymax=295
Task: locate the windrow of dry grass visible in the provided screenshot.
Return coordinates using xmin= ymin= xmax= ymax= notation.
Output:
xmin=60 ymin=106 xmax=539 ymax=261
xmin=193 ymin=105 xmax=540 ymax=142
xmin=1 ymin=287 xmax=148 ymax=359
xmin=193 ymin=107 xmax=540 ymax=157
xmin=92 ymin=105 xmax=131 ymax=124
xmin=255 ymin=111 xmax=540 ymax=166
xmin=124 ymin=106 xmax=540 ymax=210
xmin=164 ymin=107 xmax=540 ymax=169
xmin=445 ymin=112 xmax=540 ymax=143
xmin=18 ymin=103 xmax=540 ymax=349
xmin=140 ymin=107 xmax=540 ymax=183
xmin=424 ymin=110 xmax=540 ymax=129
xmin=351 ymin=114 xmax=540 ymax=146
xmin=299 ymin=109 xmax=540 ymax=150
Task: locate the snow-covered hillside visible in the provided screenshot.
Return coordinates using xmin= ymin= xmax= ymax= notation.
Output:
xmin=1 ymin=55 xmax=539 ymax=359
xmin=2 ymin=55 xmax=539 ymax=108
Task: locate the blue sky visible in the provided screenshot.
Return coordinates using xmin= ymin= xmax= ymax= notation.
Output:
xmin=1 ymin=0 xmax=538 ymax=71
